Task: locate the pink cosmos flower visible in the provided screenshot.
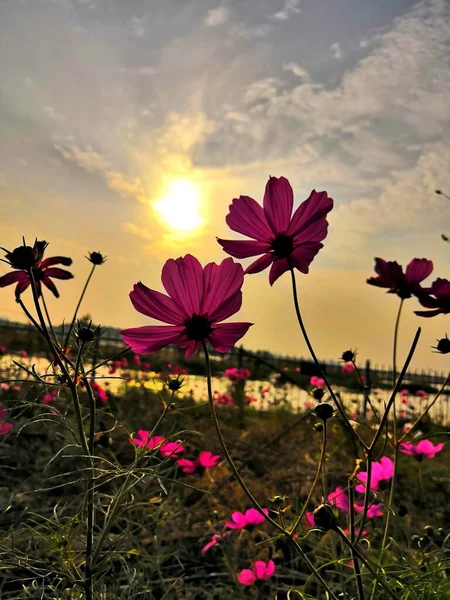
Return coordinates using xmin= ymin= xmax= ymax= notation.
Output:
xmin=158 ymin=439 xmax=184 ymax=458
xmin=0 ymin=406 xmax=12 ymax=436
xmin=304 ymin=511 xmax=315 ymax=529
xmin=354 ymin=503 xmax=383 ymax=518
xmin=225 ymin=508 xmax=269 ymax=530
xmin=328 ymin=487 xmax=349 ymax=512
xmin=0 ymin=345 xmax=6 ymax=355
xmin=415 ymin=278 xmax=450 ymax=317
xmin=341 ymin=363 xmax=356 ymax=374
xmin=43 ymin=389 xmax=57 ymax=405
xmin=217 ymin=176 xmax=333 ymax=285
xmin=416 ymin=389 xmax=427 ymax=398
xmin=121 ymin=255 xmax=252 ymax=358
xmin=367 ymin=258 xmax=433 ymax=300
xmin=237 ymin=560 xmax=276 ymax=586
xmin=215 ymin=393 xmax=233 ymax=405
xmin=130 ymin=432 xmax=184 ymax=457
xmin=224 ymin=367 xmax=250 ymax=381
xmin=201 ymin=532 xmax=229 ymax=555
xmin=0 ymin=240 xmax=73 ymax=299
xmin=399 ymin=389 xmax=409 ymax=397
xmin=399 ymin=440 xmax=444 ymax=459
xmin=310 ymin=376 xmax=325 ymax=388
xmin=355 ymin=457 xmax=394 ymax=493
xmin=133 ymin=354 xmax=141 ymax=367
xmin=177 ymin=450 xmax=221 ymax=474
xmin=343 ymin=527 xmax=367 ymax=537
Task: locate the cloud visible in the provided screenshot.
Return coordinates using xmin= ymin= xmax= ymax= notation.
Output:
xmin=205 ymin=5 xmax=231 ymax=27
xmin=44 ymin=105 xmax=65 ymax=121
xmin=123 ymin=222 xmax=153 ymax=240
xmin=228 ymin=23 xmax=272 ymax=42
xmin=330 ymin=42 xmax=342 ymax=59
xmin=271 ymin=0 xmax=301 ymax=21
xmin=282 ymin=62 xmax=309 ymax=80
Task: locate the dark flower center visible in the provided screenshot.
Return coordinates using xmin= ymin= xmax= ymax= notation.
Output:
xmin=184 ymin=314 xmax=212 ymax=341
xmin=271 ymin=233 xmax=294 ymax=259
xmin=7 ymin=246 xmax=38 ymax=270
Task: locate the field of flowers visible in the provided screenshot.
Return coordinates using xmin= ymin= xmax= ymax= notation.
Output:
xmin=0 ymin=177 xmax=449 ymax=599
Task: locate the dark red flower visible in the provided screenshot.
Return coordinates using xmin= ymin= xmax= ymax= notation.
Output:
xmin=415 ymin=278 xmax=450 ymax=318
xmin=0 ymin=240 xmax=73 ymax=299
xmin=367 ymin=258 xmax=433 ymax=299
xmin=217 ymin=176 xmax=333 ymax=285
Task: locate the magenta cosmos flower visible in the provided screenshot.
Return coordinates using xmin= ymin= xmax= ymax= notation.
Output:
xmin=415 ymin=278 xmax=450 ymax=317
xmin=225 ymin=507 xmax=269 ymax=530
xmin=237 ymin=560 xmax=276 ymax=586
xmin=177 ymin=450 xmax=221 ymax=474
xmin=120 ymin=255 xmax=252 ymax=358
xmin=367 ymin=258 xmax=433 ymax=299
xmin=130 ymin=431 xmax=184 ymax=457
xmin=217 ymin=176 xmax=333 ymax=285
xmin=328 ymin=487 xmax=349 ymax=512
xmin=399 ymin=439 xmax=444 ymax=459
xmin=355 ymin=457 xmax=394 ymax=493
xmin=200 ymin=532 xmax=229 ymax=555
xmin=224 ymin=367 xmax=250 ymax=381
xmin=0 ymin=240 xmax=73 ymax=299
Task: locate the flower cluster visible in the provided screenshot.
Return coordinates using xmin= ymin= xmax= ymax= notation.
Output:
xmin=237 ymin=560 xmax=276 ymax=586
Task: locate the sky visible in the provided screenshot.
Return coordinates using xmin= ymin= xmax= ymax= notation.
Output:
xmin=0 ymin=0 xmax=450 ymax=371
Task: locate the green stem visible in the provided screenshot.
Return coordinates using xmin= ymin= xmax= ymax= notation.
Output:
xmin=392 ymin=299 xmax=404 ymax=388
xmin=64 ymin=264 xmax=96 ymax=350
xmin=91 ymin=391 xmax=175 ymax=565
xmin=202 ymin=342 xmax=339 ymax=600
xmin=288 ymin=265 xmax=366 ymax=450
xmin=290 ymin=421 xmax=327 ymax=534
xmin=40 ymin=292 xmax=58 ymax=347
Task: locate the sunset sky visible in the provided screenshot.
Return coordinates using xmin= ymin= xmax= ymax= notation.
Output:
xmin=1 ymin=0 xmax=450 ymax=370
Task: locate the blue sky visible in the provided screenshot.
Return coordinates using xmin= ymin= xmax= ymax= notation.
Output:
xmin=0 ymin=0 xmax=450 ymax=369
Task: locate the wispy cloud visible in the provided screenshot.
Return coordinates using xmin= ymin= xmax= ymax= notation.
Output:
xmin=271 ymin=0 xmax=302 ymax=21
xmin=205 ymin=5 xmax=232 ymax=27
xmin=329 ymin=42 xmax=342 ymax=59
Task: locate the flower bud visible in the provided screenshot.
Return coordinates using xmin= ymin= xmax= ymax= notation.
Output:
xmin=313 ymin=388 xmax=325 ymax=400
xmin=341 ymin=350 xmax=355 ymax=362
xmin=314 ymin=403 xmax=333 ymax=421
xmin=423 ymin=525 xmax=434 ymax=538
xmin=433 ymin=335 xmax=450 ymax=354
xmin=312 ymin=503 xmax=337 ymax=531
xmin=86 ymin=251 xmax=107 ymax=265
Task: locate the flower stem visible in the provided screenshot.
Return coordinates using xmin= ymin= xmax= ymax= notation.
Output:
xmin=288 ymin=265 xmax=365 ymax=449
xmin=392 ymin=299 xmax=404 ymax=387
xmin=202 ymin=341 xmax=339 ymax=600
xmin=40 ymin=292 xmax=59 ymax=347
xmin=290 ymin=421 xmax=327 ymax=534
xmin=64 ymin=264 xmax=96 ymax=350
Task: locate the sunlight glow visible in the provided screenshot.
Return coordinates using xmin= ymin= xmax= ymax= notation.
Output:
xmin=154 ymin=178 xmax=204 ymax=232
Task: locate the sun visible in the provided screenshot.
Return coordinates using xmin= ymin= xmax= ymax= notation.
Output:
xmin=153 ymin=178 xmax=204 ymax=232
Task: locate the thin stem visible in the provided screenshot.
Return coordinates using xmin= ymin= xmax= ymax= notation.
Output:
xmin=398 ymin=373 xmax=450 ymax=443
xmin=16 ymin=298 xmax=44 ymax=335
xmin=354 ymin=458 xmax=373 ymax=545
xmin=379 ymin=444 xmax=399 ymax=557
xmin=82 ymin=371 xmax=96 ymax=600
xmin=64 ymin=264 xmax=96 ymax=350
xmin=288 ymin=265 xmax=366 ymax=450
xmin=290 ymin=421 xmax=327 ymax=534
xmin=348 ymin=482 xmax=365 ymax=600
xmin=91 ymin=391 xmax=175 ymax=565
xmin=40 ymin=292 xmax=58 ymax=348
xmin=369 ymin=327 xmax=421 ymax=452
xmin=392 ymin=299 xmax=404 ymax=387
xmin=202 ymin=342 xmax=339 ymax=600
xmin=335 ymin=528 xmax=398 ymax=600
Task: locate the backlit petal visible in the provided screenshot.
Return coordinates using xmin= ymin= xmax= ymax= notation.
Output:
xmin=217 ymin=238 xmax=271 ymax=259
xmin=225 ymin=195 xmax=273 ymax=241
xmin=288 ymin=190 xmax=333 ymax=237
xmin=263 ymin=176 xmax=293 ymax=234
xmin=161 ymin=255 xmax=204 ymax=315
xmin=130 ymin=282 xmax=186 ymax=324
xmin=208 ymin=322 xmax=252 ymax=352
xmin=121 ymin=325 xmax=185 ymax=353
